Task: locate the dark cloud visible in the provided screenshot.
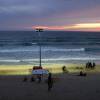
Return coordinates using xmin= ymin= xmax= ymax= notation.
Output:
xmin=0 ymin=0 xmax=100 ymax=30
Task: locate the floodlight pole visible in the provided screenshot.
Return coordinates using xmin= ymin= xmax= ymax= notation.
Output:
xmin=35 ymin=28 xmax=43 ymax=67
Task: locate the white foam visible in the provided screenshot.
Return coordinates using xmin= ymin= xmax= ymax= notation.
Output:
xmin=0 ymin=57 xmax=100 ymax=63
xmin=0 ymin=59 xmax=20 ymax=63
xmin=46 ymin=48 xmax=85 ymax=52
xmin=18 ymin=57 xmax=100 ymax=62
xmin=0 ymin=48 xmax=85 ymax=53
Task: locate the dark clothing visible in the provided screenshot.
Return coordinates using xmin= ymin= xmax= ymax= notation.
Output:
xmin=62 ymin=66 xmax=66 ymax=72
xmin=37 ymin=75 xmax=41 ymax=83
xmin=79 ymin=71 xmax=87 ymax=76
xmin=48 ymin=73 xmax=53 ymax=91
xmin=86 ymin=62 xmax=96 ymax=69
xmin=92 ymin=62 xmax=96 ymax=69
xmin=30 ymin=77 xmax=35 ymax=82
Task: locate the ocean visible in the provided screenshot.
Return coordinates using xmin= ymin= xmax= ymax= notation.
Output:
xmin=0 ymin=31 xmax=100 ymax=65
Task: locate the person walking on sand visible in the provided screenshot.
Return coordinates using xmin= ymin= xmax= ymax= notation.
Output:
xmin=92 ymin=62 xmax=96 ymax=69
xmin=48 ymin=73 xmax=53 ymax=91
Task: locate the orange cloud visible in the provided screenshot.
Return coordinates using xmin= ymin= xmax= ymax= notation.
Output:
xmin=32 ymin=26 xmax=66 ymax=30
xmin=72 ymin=23 xmax=100 ymax=29
xmin=32 ymin=23 xmax=100 ymax=31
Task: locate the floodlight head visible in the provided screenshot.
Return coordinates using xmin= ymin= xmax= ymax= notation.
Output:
xmin=35 ymin=28 xmax=43 ymax=32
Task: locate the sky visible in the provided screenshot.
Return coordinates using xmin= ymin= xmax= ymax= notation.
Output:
xmin=0 ymin=0 xmax=100 ymax=31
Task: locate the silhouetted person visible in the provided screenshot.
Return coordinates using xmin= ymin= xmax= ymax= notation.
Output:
xmin=48 ymin=73 xmax=53 ymax=91
xmin=62 ymin=66 xmax=67 ymax=73
xmin=30 ymin=76 xmax=35 ymax=82
xmin=88 ymin=62 xmax=91 ymax=68
xmin=79 ymin=71 xmax=87 ymax=76
xmin=86 ymin=62 xmax=89 ymax=68
xmin=86 ymin=62 xmax=93 ymax=69
xmin=79 ymin=71 xmax=83 ymax=76
xmin=37 ymin=75 xmax=41 ymax=83
xmin=92 ymin=62 xmax=96 ymax=69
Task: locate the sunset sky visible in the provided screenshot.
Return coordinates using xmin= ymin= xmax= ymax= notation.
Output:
xmin=0 ymin=0 xmax=100 ymax=31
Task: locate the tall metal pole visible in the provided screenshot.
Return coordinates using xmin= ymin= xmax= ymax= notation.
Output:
xmin=39 ymin=41 xmax=42 ymax=67
xmin=36 ymin=28 xmax=43 ymax=67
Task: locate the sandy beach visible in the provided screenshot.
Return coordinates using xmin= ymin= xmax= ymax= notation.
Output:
xmin=0 ymin=67 xmax=100 ymax=100
xmin=1 ymin=0 xmax=100 ymax=99
xmin=0 ymin=31 xmax=100 ymax=99
xmin=0 ymin=64 xmax=100 ymax=75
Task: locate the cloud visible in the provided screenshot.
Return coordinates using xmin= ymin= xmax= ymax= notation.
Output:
xmin=32 ymin=23 xmax=100 ymax=30
xmin=0 ymin=0 xmax=100 ymax=30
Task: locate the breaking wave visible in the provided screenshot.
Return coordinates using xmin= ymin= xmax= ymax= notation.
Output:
xmin=0 ymin=48 xmax=85 ymax=53
xmin=0 ymin=57 xmax=100 ymax=64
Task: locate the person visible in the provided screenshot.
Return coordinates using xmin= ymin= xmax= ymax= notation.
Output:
xmin=37 ymin=74 xmax=42 ymax=83
xmin=86 ymin=62 xmax=89 ymax=68
xmin=92 ymin=62 xmax=96 ymax=69
xmin=86 ymin=62 xmax=92 ymax=69
xmin=89 ymin=62 xmax=92 ymax=69
xmin=79 ymin=71 xmax=83 ymax=76
xmin=79 ymin=71 xmax=87 ymax=76
xmin=47 ymin=73 xmax=53 ymax=91
xmin=62 ymin=66 xmax=67 ymax=73
xmin=30 ymin=76 xmax=35 ymax=82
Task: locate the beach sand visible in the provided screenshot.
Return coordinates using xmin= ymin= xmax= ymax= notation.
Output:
xmin=0 ymin=73 xmax=100 ymax=100
xmin=0 ymin=63 xmax=100 ymax=75
xmin=0 ymin=64 xmax=100 ymax=100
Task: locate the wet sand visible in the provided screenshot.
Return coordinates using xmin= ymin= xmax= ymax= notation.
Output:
xmin=0 ymin=73 xmax=100 ymax=100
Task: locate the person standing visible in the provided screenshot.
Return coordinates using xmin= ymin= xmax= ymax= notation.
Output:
xmin=92 ymin=62 xmax=96 ymax=69
xmin=47 ymin=73 xmax=53 ymax=91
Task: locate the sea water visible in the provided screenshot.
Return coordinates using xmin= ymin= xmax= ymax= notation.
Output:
xmin=0 ymin=31 xmax=100 ymax=65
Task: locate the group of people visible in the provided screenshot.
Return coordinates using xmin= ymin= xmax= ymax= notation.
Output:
xmin=86 ymin=62 xmax=96 ymax=69
xmin=23 ymin=62 xmax=96 ymax=92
